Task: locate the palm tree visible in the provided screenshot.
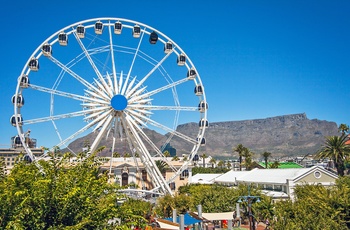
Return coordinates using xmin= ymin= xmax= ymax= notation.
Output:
xmin=171 ymin=155 xmax=180 ymax=161
xmin=201 ymin=153 xmax=208 ymax=168
xmin=155 ymin=160 xmax=168 ymax=177
xmin=209 ymin=157 xmax=216 ymax=168
xmin=163 ymin=150 xmax=171 ymax=157
xmin=339 ymin=124 xmax=349 ymax=135
xmin=233 ymin=144 xmax=246 ymax=171
xmin=262 ymin=152 xmax=271 ymax=169
xmin=316 ymin=134 xmax=350 ymax=176
xmin=243 ymin=147 xmax=253 ymax=170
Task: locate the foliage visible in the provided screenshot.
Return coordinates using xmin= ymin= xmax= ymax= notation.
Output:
xmin=339 ymin=123 xmax=349 ymax=134
xmin=262 ymin=152 xmax=271 ymax=169
xmin=316 ymin=134 xmax=350 ymax=176
xmin=272 ymin=182 xmax=349 ymax=230
xmin=192 ymin=166 xmax=230 ymax=175
xmin=0 ymin=155 xmax=149 ymax=229
xmin=233 ymin=144 xmax=245 ymax=171
xmin=0 ymin=157 xmax=6 ymax=180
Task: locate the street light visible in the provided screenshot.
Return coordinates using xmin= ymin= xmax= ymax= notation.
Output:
xmin=237 ymin=185 xmax=260 ymax=230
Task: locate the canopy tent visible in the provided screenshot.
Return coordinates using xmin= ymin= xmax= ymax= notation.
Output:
xmin=195 ymin=211 xmax=234 ymax=221
xmin=164 ymin=213 xmax=202 ymax=226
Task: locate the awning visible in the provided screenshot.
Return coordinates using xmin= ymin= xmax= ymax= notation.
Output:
xmin=164 ymin=213 xmax=202 ymax=226
xmin=196 ymin=211 xmax=234 ymax=221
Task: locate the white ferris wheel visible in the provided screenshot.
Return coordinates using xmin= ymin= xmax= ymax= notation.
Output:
xmin=11 ymin=17 xmax=208 ymax=195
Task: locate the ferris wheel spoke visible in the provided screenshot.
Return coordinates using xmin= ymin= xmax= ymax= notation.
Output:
xmin=108 ymin=22 xmax=119 ymax=95
xmin=23 ymin=111 xmax=88 ymax=125
xmin=89 ymin=114 xmax=114 ymax=154
xmin=126 ymin=50 xmax=173 ymax=98
xmin=144 ymin=116 xmax=197 ymax=145
xmin=48 ymin=56 xmax=99 ymax=92
xmin=54 ymin=115 xmax=107 ymax=149
xmin=122 ymin=28 xmax=146 ymax=95
xmin=28 ymin=84 xmax=107 ymax=104
xmin=128 ymin=105 xmax=198 ymax=111
xmin=128 ymin=78 xmax=188 ymax=104
xmin=124 ymin=115 xmax=172 ymax=194
xmin=73 ymin=32 xmax=112 ymax=97
xmin=127 ymin=114 xmax=177 ymax=172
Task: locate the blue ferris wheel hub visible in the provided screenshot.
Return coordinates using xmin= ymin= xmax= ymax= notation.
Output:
xmin=111 ymin=94 xmax=128 ymax=111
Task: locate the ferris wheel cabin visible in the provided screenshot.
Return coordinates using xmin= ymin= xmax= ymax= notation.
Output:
xmin=149 ymin=31 xmax=158 ymax=44
xmin=199 ymin=118 xmax=209 ymax=129
xmin=19 ymin=75 xmax=29 ymax=88
xmin=194 ymin=85 xmax=203 ymax=96
xmin=114 ymin=21 xmax=122 ymax=34
xmin=164 ymin=42 xmax=173 ymax=54
xmin=41 ymin=43 xmax=52 ymax=57
xmin=177 ymin=53 xmax=186 ymax=66
xmin=187 ymin=68 xmax=197 ymax=80
xmin=12 ymin=94 xmax=24 ymax=107
xmin=196 ymin=137 xmax=206 ymax=146
xmin=95 ymin=21 xmax=104 ymax=34
xmin=28 ymin=58 xmax=39 ymax=71
xmin=198 ymin=101 xmax=208 ymax=113
xmin=58 ymin=32 xmax=68 ymax=46
xmin=76 ymin=25 xmax=85 ymax=38
xmin=133 ymin=25 xmax=141 ymax=38
xmin=10 ymin=114 xmax=23 ymax=127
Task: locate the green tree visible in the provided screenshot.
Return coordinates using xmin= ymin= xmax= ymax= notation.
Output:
xmin=209 ymin=157 xmax=216 ymax=168
xmin=316 ymin=134 xmax=350 ymax=176
xmin=0 ymin=157 xmax=6 ymax=180
xmin=233 ymin=144 xmax=245 ymax=171
xmin=0 ymin=155 xmax=148 ymax=229
xmin=262 ymin=151 xmax=271 ymax=169
xmin=201 ymin=153 xmax=208 ymax=168
xmin=171 ymin=155 xmax=180 ymax=161
xmin=163 ymin=150 xmax=170 ymax=157
xmin=339 ymin=123 xmax=349 ymax=134
xmin=270 ymin=160 xmax=280 ymax=169
xmin=243 ymin=147 xmax=253 ymax=170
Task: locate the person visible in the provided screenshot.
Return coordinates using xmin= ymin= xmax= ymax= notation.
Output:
xmin=265 ymin=218 xmax=270 ymax=230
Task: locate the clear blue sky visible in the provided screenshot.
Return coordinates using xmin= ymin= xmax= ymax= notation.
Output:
xmin=1 ymin=0 xmax=350 ymax=148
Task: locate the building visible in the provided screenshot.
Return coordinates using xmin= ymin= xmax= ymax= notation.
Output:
xmin=191 ymin=166 xmax=338 ymax=201
xmin=99 ymin=157 xmax=193 ymax=193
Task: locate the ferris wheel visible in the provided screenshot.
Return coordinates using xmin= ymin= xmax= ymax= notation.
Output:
xmin=11 ymin=18 xmax=208 ymax=195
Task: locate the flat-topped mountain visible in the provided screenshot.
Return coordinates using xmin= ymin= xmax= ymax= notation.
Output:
xmin=177 ymin=113 xmax=339 ymax=158
xmin=65 ymin=113 xmax=339 ymax=158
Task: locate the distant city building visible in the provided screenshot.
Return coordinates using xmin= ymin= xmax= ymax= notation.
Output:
xmin=161 ymin=143 xmax=176 ymax=157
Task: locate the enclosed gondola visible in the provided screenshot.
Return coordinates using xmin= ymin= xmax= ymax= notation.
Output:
xmin=198 ymin=101 xmax=208 ymax=113
xmin=149 ymin=31 xmax=158 ymax=44
xmin=177 ymin=53 xmax=186 ymax=66
xmin=199 ymin=118 xmax=209 ymax=129
xmin=196 ymin=137 xmax=206 ymax=146
xmin=19 ymin=75 xmax=29 ymax=88
xmin=12 ymin=135 xmax=22 ymax=148
xmin=41 ymin=43 xmax=52 ymax=57
xmin=164 ymin=42 xmax=173 ymax=53
xmin=194 ymin=85 xmax=203 ymax=96
xmin=12 ymin=94 xmax=24 ymax=107
xmin=28 ymin=58 xmax=39 ymax=71
xmin=187 ymin=67 xmax=197 ymax=80
xmin=114 ymin=21 xmax=122 ymax=34
xmin=58 ymin=32 xmax=68 ymax=46
xmin=95 ymin=21 xmax=103 ymax=34
xmin=10 ymin=114 xmax=23 ymax=127
xmin=133 ymin=24 xmax=141 ymax=38
xmin=76 ymin=25 xmax=85 ymax=38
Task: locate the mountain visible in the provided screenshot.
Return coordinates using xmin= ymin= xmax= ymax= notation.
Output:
xmin=64 ymin=113 xmax=339 ymax=158
xmin=184 ymin=113 xmax=339 ymax=158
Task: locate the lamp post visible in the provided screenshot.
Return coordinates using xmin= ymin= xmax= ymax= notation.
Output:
xmin=237 ymin=185 xmax=260 ymax=230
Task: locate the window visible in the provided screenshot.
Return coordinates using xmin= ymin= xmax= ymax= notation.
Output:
xmin=169 ymin=182 xmax=176 ymax=191
xmin=142 ymin=170 xmax=147 ymax=181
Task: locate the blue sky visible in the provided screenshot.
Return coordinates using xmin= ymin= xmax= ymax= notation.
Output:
xmin=1 ymin=0 xmax=350 ymax=148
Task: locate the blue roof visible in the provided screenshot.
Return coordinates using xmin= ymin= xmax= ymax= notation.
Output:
xmin=164 ymin=213 xmax=202 ymax=226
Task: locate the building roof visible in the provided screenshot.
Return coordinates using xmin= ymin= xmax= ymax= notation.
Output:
xmin=259 ymin=162 xmax=303 ymax=169
xmin=213 ymin=170 xmax=247 ymax=183
xmin=211 ymin=166 xmax=337 ymax=185
xmin=191 ymin=173 xmax=221 ymax=184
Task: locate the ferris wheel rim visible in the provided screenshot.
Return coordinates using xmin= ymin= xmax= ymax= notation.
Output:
xmin=13 ymin=17 xmax=208 ymax=196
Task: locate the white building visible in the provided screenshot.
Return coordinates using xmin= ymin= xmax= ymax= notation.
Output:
xmin=190 ymin=166 xmax=338 ymax=201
